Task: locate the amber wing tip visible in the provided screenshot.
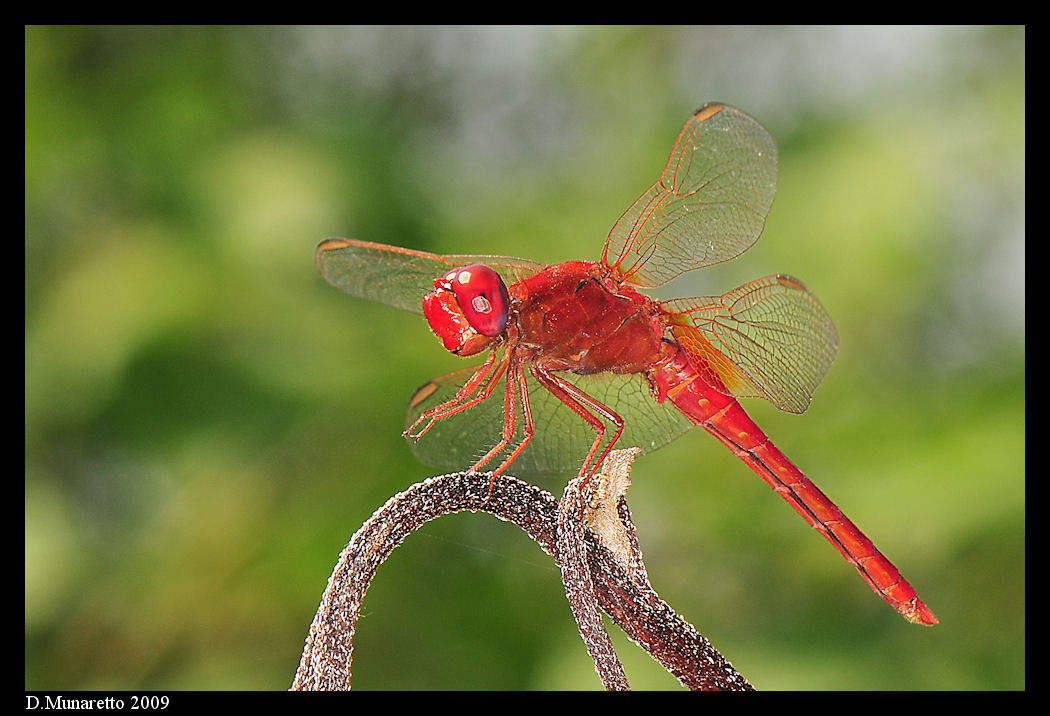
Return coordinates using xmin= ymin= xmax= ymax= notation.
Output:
xmin=692 ymin=103 xmax=726 ymax=122
xmin=316 ymin=237 xmax=353 ymax=253
xmin=902 ymin=598 xmax=939 ymax=626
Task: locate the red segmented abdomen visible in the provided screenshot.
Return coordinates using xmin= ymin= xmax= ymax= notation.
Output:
xmin=651 ymin=349 xmax=937 ymax=625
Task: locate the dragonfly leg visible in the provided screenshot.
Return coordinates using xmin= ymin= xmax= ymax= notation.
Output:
xmin=531 ymin=364 xmax=625 ymax=488
xmin=469 ymin=358 xmax=538 ymax=499
xmin=405 ymin=348 xmax=507 ymax=440
xmin=468 ymin=359 xmax=519 ymax=476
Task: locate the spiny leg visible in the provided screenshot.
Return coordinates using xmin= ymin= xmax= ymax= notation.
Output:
xmin=483 ymin=359 xmax=538 ymax=497
xmin=468 ymin=357 xmax=521 ymax=478
xmin=405 ymin=348 xmax=507 ymax=440
xmin=531 ymin=364 xmax=625 ymax=488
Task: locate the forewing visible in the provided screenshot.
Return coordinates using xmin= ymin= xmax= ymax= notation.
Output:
xmin=665 ymin=275 xmax=838 ymax=414
xmin=602 ymin=103 xmax=778 ymax=288
xmin=316 ymin=238 xmax=546 ymax=314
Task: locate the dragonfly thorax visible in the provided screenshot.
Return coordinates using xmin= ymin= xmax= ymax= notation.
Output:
xmin=510 ymin=261 xmax=670 ymax=376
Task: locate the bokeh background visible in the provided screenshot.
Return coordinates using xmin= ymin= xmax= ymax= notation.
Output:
xmin=26 ymin=26 xmax=1024 ymax=690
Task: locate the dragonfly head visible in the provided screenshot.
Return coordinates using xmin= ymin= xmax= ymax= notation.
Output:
xmin=423 ymin=264 xmax=509 ymax=357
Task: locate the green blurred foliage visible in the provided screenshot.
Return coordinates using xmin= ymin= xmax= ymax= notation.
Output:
xmin=26 ymin=26 xmax=1024 ymax=690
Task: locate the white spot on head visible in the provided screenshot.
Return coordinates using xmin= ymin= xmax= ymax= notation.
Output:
xmin=457 ymin=270 xmax=472 ymax=284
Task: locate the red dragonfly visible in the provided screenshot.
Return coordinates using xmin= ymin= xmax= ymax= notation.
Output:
xmin=317 ymin=103 xmax=936 ymax=625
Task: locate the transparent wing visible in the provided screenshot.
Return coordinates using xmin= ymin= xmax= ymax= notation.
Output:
xmin=602 ymin=103 xmax=778 ymax=288
xmin=664 ymin=275 xmax=838 ymax=414
xmin=404 ymin=365 xmax=695 ymax=474
xmin=316 ymin=238 xmax=546 ymax=314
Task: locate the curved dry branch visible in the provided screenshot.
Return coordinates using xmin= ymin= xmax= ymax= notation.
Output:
xmin=291 ymin=453 xmax=751 ymax=691
xmin=558 ymin=473 xmax=630 ymax=690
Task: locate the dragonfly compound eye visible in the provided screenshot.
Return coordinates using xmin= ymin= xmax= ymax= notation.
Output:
xmin=446 ymin=264 xmax=510 ymax=336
